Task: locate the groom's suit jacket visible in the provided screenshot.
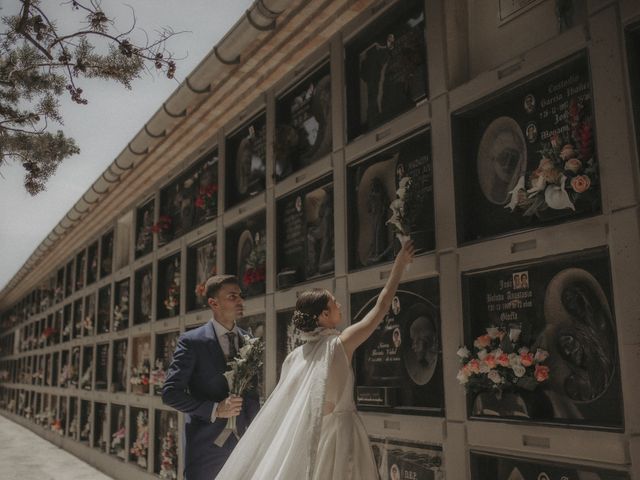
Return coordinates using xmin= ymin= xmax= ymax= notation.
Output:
xmin=162 ymin=320 xmax=260 ymax=480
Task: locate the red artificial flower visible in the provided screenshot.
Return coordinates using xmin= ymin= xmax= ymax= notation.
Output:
xmin=195 ymin=196 xmax=205 ymax=209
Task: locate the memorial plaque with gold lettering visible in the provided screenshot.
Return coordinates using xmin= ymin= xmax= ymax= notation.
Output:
xmin=352 ymin=278 xmax=443 ymax=415
xmin=462 ymin=247 xmax=622 ymax=428
xmin=453 ymin=52 xmax=601 ymax=243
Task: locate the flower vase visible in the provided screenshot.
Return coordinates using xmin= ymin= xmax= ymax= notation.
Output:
xmin=132 ymin=384 xmax=146 ymax=395
xmin=472 ymin=390 xmax=533 ymax=418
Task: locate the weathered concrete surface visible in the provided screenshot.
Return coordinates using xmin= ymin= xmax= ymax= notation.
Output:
xmin=0 ymin=415 xmax=113 ymax=480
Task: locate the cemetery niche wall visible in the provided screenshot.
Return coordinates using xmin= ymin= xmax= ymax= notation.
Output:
xmin=0 ymin=2 xmax=637 ymax=480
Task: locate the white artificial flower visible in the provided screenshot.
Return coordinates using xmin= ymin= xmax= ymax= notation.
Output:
xmin=487 ymin=370 xmax=503 ymax=384
xmin=527 ymin=173 xmax=547 ymax=196
xmin=479 ymin=362 xmax=491 ymax=374
xmin=456 ymin=346 xmax=470 ymax=359
xmin=239 ymin=344 xmax=252 ymax=358
xmin=486 ymin=327 xmax=500 ymax=339
xmin=518 ymin=346 xmax=529 ymax=355
xmin=508 ymin=353 xmax=520 ymax=367
xmin=512 ymin=364 xmax=526 ymax=377
xmin=505 ymin=176 xmax=526 ymax=211
xmin=545 ymin=174 xmax=575 ymax=210
xmin=477 ymin=349 xmax=488 ymax=361
xmin=491 ymin=348 xmax=503 ymax=358
xmin=456 ymin=369 xmax=469 ymax=384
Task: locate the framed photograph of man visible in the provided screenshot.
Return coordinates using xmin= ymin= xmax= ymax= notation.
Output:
xmin=452 ymin=52 xmax=601 ymax=244
xmin=187 ymin=236 xmax=217 ymax=312
xmin=275 ymin=62 xmax=332 ymax=181
xmin=461 ymin=247 xmax=623 ymax=429
xmin=276 ymin=176 xmax=334 ymax=288
xmin=225 ymin=113 xmax=267 ymax=209
xmin=347 ymin=129 xmax=434 ymax=270
xmin=352 ymin=277 xmax=444 ymax=415
xmin=345 ymin=0 xmax=428 ymax=141
xmin=225 ymin=212 xmax=266 ymax=298
xmin=470 ymin=451 xmax=629 ymax=480
xmin=369 ymin=436 xmax=444 ymax=480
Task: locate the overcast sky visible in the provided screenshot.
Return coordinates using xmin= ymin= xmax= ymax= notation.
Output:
xmin=0 ymin=0 xmax=253 ymax=291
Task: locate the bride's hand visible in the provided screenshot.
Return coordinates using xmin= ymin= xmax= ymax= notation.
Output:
xmin=395 ymin=239 xmax=415 ymax=269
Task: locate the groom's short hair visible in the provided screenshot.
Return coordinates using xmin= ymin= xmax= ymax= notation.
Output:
xmin=205 ymin=275 xmax=240 ymax=299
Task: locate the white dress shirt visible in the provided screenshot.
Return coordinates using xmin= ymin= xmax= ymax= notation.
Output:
xmin=210 ymin=316 xmax=240 ymax=422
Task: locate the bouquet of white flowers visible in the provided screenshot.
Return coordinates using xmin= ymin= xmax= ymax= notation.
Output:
xmin=214 ymin=335 xmax=264 ymax=447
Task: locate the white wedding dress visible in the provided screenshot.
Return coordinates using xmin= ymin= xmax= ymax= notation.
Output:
xmin=217 ymin=330 xmax=379 ymax=479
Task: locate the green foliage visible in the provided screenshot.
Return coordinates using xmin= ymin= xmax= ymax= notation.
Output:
xmin=0 ymin=0 xmax=178 ymax=195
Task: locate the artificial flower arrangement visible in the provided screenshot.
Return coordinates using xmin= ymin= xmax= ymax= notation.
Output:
xmin=163 ymin=282 xmax=179 ymax=316
xmin=163 ymin=258 xmax=181 ymax=316
xmin=195 ymin=183 xmax=219 ymax=216
xmin=130 ymin=410 xmax=149 ymax=468
xmin=152 ymin=215 xmax=173 ymax=238
xmin=243 ymin=235 xmax=266 ymax=289
xmin=214 ymin=335 xmax=265 ymax=447
xmin=130 ymin=361 xmax=151 ymax=394
xmin=150 ymin=359 xmax=167 ymax=395
xmin=505 ymin=98 xmax=597 ymax=216
xmin=111 ymin=422 xmax=126 ymax=459
xmin=83 ymin=313 xmax=93 ymax=334
xmin=158 ymin=417 xmax=179 ymax=480
xmin=457 ymin=326 xmax=550 ymax=398
xmin=51 ymin=418 xmax=63 ymax=435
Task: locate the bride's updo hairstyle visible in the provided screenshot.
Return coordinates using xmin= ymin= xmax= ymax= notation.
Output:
xmin=292 ymin=288 xmax=332 ymax=332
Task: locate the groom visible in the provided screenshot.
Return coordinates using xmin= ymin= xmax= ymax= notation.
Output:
xmin=162 ymin=274 xmax=260 ymax=479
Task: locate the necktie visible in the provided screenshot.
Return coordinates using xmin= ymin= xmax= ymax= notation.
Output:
xmin=225 ymin=331 xmax=238 ymax=361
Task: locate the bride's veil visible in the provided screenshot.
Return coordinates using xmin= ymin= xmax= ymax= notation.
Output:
xmin=218 ymin=335 xmax=338 ymax=479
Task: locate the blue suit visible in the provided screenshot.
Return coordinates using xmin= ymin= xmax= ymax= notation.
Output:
xmin=162 ymin=321 xmax=260 ymax=480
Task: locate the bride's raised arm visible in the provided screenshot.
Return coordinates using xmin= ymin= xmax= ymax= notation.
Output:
xmin=340 ymin=240 xmax=415 ymax=360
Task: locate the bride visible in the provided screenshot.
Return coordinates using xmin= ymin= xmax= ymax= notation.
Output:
xmin=218 ymin=240 xmax=415 ymax=479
